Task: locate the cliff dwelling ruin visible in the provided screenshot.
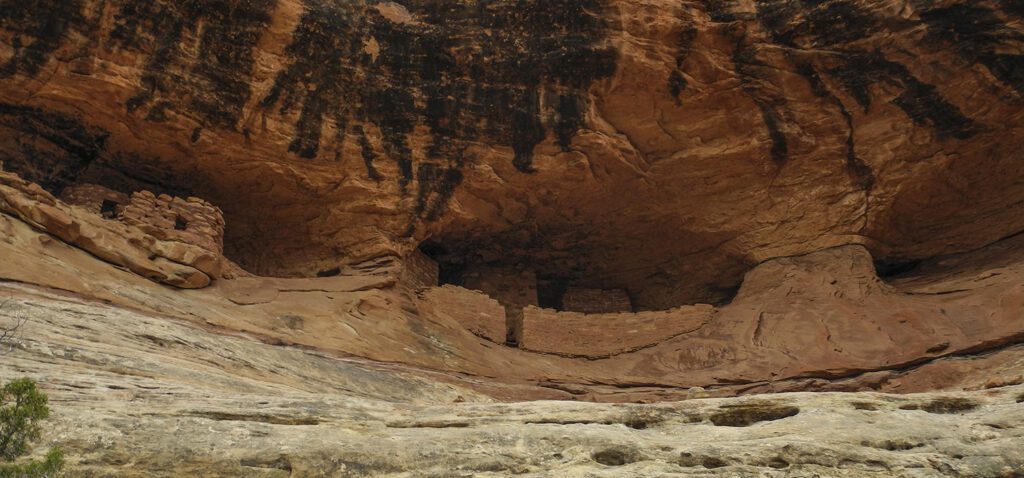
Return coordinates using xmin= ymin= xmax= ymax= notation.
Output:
xmin=61 ymin=183 xmax=226 ymax=256
xmin=1 ymin=0 xmax=1024 ymax=475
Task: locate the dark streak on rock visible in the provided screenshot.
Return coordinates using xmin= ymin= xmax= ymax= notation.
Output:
xmin=405 ymin=162 xmax=464 ymax=236
xmin=791 ymin=55 xmax=875 ymax=188
xmin=917 ymin=3 xmax=1024 ymax=95
xmin=353 ymin=124 xmax=382 ymax=182
xmin=752 ymin=0 xmax=880 ymax=185
xmin=111 ymin=1 xmax=276 ymax=129
xmin=755 ymin=0 xmax=892 ymax=49
xmin=732 ymin=44 xmax=789 ymax=167
xmin=703 ymin=0 xmax=755 ymax=23
xmin=263 ymin=0 xmax=616 ymax=232
xmin=829 ymin=51 xmax=978 ymax=140
xmin=999 ymin=0 xmax=1024 ymax=18
xmin=0 ymin=103 xmax=109 ymax=194
xmin=746 ymin=0 xmax=980 ymax=141
xmin=554 ymin=93 xmax=585 ymax=151
xmin=668 ymin=23 xmax=699 ymax=101
xmin=0 ymin=0 xmax=84 ymax=78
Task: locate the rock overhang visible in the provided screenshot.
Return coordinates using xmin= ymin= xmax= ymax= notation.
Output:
xmin=0 ymin=0 xmax=1023 ymax=313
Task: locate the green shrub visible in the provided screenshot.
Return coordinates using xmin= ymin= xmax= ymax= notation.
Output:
xmin=0 ymin=379 xmax=63 ymax=477
xmin=0 ymin=379 xmax=50 ymax=460
xmin=0 ymin=448 xmax=63 ymax=478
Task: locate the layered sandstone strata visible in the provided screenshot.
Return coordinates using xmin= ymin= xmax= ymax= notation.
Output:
xmin=0 ymin=0 xmax=1021 ymax=308
xmin=2 ymin=178 xmax=1023 ymax=401
xmin=0 ymin=1 xmax=1023 ymax=476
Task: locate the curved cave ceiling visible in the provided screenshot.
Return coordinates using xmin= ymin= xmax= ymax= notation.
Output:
xmin=0 ymin=0 xmax=1023 ymax=309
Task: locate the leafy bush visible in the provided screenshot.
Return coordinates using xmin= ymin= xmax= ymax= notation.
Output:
xmin=0 ymin=379 xmax=63 ymax=477
xmin=0 ymin=448 xmax=63 ymax=478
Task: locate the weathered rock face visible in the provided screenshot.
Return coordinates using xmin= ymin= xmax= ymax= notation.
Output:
xmin=2 ymin=1 xmax=1024 ymax=476
xmin=3 ymin=176 xmax=1024 ymax=401
xmin=2 ymin=286 xmax=1024 ymax=477
xmin=1 ymin=0 xmax=1022 ymax=306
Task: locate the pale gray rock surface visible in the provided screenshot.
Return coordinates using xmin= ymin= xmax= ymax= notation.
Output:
xmin=2 ymin=285 xmax=1022 ymax=477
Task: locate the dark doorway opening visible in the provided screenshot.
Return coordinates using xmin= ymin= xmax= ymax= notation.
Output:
xmin=99 ymin=199 xmax=119 ymax=219
xmin=874 ymin=258 xmax=922 ymax=278
xmin=536 ymin=277 xmax=569 ymax=310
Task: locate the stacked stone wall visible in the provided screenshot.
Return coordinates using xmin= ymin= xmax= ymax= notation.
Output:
xmin=119 ymin=190 xmax=225 ymax=255
xmin=562 ymin=287 xmax=633 ymax=313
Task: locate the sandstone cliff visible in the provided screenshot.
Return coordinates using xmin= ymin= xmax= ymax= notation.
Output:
xmin=1 ymin=0 xmax=1024 ymax=476
xmin=2 ymin=0 xmax=1024 ymax=306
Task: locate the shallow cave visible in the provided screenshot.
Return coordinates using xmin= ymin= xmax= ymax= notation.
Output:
xmin=2 ymin=0 xmax=1023 ymax=473
xmin=417 ymin=238 xmax=743 ymax=315
xmin=421 ymin=241 xmax=631 ymax=313
xmin=1 ymin=148 xmax=283 ymax=275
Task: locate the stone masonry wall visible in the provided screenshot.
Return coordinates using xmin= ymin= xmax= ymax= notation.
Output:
xmin=59 ymin=184 xmax=225 ymax=255
xmin=400 ymin=249 xmax=440 ymax=290
xmin=60 ymin=184 xmax=130 ymax=218
xmin=120 ymin=191 xmax=225 ymax=255
xmin=416 ymin=285 xmax=506 ymax=344
xmin=462 ymin=265 xmax=538 ymax=345
xmin=562 ymin=287 xmax=633 ymax=313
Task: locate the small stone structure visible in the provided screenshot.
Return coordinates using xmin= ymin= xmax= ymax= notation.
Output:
xmin=417 ymin=285 xmax=506 ymax=344
xmin=400 ymin=249 xmax=440 ymax=290
xmin=120 ymin=191 xmax=225 ymax=254
xmin=462 ymin=265 xmax=538 ymax=345
xmin=61 ymin=184 xmax=225 ymax=255
xmin=60 ymin=184 xmax=130 ymax=218
xmin=6 ymin=175 xmax=218 ymax=289
xmin=562 ymin=287 xmax=633 ymax=313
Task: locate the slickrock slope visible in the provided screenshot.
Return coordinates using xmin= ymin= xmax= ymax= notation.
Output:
xmin=1 ymin=0 xmax=1024 ymax=476
xmin=3 ymin=286 xmax=1024 ymax=477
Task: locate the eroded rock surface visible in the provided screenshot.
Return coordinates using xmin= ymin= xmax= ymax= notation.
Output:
xmin=2 ymin=177 xmax=1023 ymax=401
xmin=0 ymin=0 xmax=1022 ymax=306
xmin=1 ymin=1 xmax=1024 ymax=476
xmin=2 ymin=287 xmax=1023 ymax=477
